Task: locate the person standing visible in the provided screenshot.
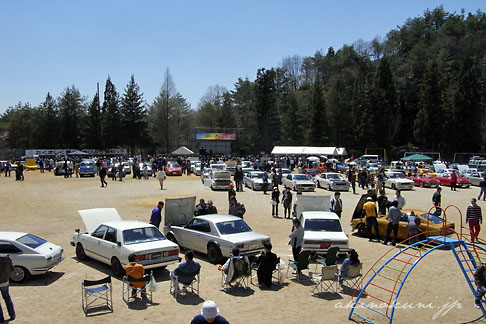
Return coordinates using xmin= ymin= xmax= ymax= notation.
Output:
xmin=228 ymin=183 xmax=236 ymax=202
xmin=348 ymin=167 xmax=356 ymax=194
xmin=0 ymin=254 xmax=16 ymax=322
xmin=474 ymin=262 xmax=486 ymax=309
xmin=450 ymin=170 xmax=458 ymax=191
xmin=363 ymin=197 xmax=379 ymax=242
xmin=330 ymin=192 xmax=343 ymax=218
xmin=234 ymin=167 xmax=244 ymax=192
xmin=190 ymin=300 xmax=229 ymax=324
xmin=262 ymin=172 xmax=269 ymax=194
xmin=271 ymin=187 xmax=280 ymax=217
xmin=149 ymin=201 xmax=164 ymax=229
xmin=289 ymin=218 xmax=304 ymax=268
xmin=74 ymin=161 xmax=80 ymax=178
xmin=466 ymin=198 xmax=482 ymax=243
xmin=479 ymin=176 xmax=486 ymax=201
xmin=377 ymin=189 xmax=389 ymax=215
xmin=228 ymin=197 xmax=245 ymax=218
xmin=432 ymin=187 xmax=442 ymax=215
xmin=118 ymin=163 xmax=124 ymax=181
xmin=383 ymin=201 xmax=401 ymax=246
xmin=142 ymin=163 xmax=149 ymax=180
xmin=207 ymin=200 xmax=218 ymax=214
xmin=157 ymin=167 xmax=166 ymax=190
xmin=394 ymin=190 xmax=406 ymax=209
xmin=282 ymin=186 xmax=293 ymax=219
xmin=99 ymin=165 xmax=108 ymax=188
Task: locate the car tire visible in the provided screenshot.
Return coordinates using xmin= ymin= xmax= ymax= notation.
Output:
xmin=357 ymin=223 xmax=369 ymax=237
xmin=111 ymin=257 xmax=124 ymax=277
xmin=166 ymin=233 xmax=178 ymax=246
xmin=76 ymin=243 xmax=88 ymax=261
xmin=11 ymin=266 xmax=30 ymax=283
xmin=207 ymin=244 xmax=222 ymax=264
xmin=252 ymin=184 xmax=255 ymax=191
xmin=210 ymin=185 xmax=214 ymax=191
xmin=419 ymin=182 xmax=424 ymax=188
xmin=317 ymin=181 xmax=321 ymax=189
xmin=327 ymin=184 xmax=332 ymax=191
xmin=391 ymin=183 xmax=396 ymax=190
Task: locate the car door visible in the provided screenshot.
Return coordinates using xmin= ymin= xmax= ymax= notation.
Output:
xmin=0 ymin=241 xmax=24 ymax=269
xmin=97 ymin=226 xmax=118 ymax=263
xmin=181 ymin=218 xmax=214 ymax=253
xmin=84 ymin=225 xmax=108 ymax=262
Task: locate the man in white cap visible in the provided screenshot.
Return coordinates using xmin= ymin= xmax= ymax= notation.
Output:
xmin=190 ymin=300 xmax=229 ymax=324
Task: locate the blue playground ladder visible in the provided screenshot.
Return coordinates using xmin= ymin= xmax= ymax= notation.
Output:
xmin=348 ymin=237 xmax=486 ymax=323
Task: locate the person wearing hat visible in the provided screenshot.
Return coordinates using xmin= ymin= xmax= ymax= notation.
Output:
xmin=363 ymin=196 xmax=380 ymax=242
xmin=191 ymin=300 xmax=229 ymax=324
xmin=228 ymin=183 xmax=236 ymax=202
xmin=207 ymin=200 xmax=218 ymax=214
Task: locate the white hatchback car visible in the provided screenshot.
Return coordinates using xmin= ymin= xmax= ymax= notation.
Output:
xmin=384 ymin=171 xmax=414 ymax=190
xmin=71 ymin=208 xmax=180 ymax=276
xmin=0 ymin=232 xmax=64 ymax=282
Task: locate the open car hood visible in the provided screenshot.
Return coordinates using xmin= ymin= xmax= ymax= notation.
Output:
xmin=351 ymin=194 xmax=377 ymax=220
xmin=78 ymin=208 xmax=122 ymax=233
xmin=294 ymin=195 xmax=330 ymax=218
xmin=164 ymin=196 xmax=196 ymax=227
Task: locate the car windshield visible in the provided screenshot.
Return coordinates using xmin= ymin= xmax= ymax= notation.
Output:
xmin=123 ymin=227 xmax=166 ymax=245
xmin=168 ymin=163 xmax=180 ymax=168
xmin=80 ymin=161 xmax=93 ymax=166
xmin=388 ymin=173 xmax=406 ymax=179
xmin=16 ymin=233 xmax=47 ymax=249
xmin=251 ymin=173 xmax=264 ymax=178
xmin=306 ymin=170 xmax=319 ymax=175
xmin=420 ymin=169 xmax=433 ymax=173
xmin=304 ymin=219 xmax=342 ymax=232
xmin=216 ymin=220 xmax=252 ymax=235
xmin=293 ymin=174 xmax=310 ymax=180
xmin=211 ymin=165 xmax=225 ymax=170
xmin=327 ymin=174 xmax=342 ymax=180
xmin=420 ymin=213 xmax=444 ymax=224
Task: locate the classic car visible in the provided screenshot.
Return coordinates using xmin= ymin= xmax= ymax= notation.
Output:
xmin=192 ymin=162 xmax=202 ymax=176
xmin=241 ymin=167 xmax=254 ymax=177
xmin=121 ymin=161 xmax=132 ymax=175
xmin=71 ymin=208 xmax=180 ymax=276
xmin=462 ymin=168 xmax=478 ymax=179
xmin=243 ymin=171 xmax=267 ymax=191
xmin=406 ymin=174 xmax=440 ymax=188
xmin=435 ymin=169 xmax=470 ymax=188
xmin=299 ymin=211 xmax=350 ymax=255
xmin=210 ymin=163 xmax=227 ymax=171
xmin=467 ymin=172 xmax=486 ymax=186
xmin=139 ymin=162 xmax=153 ymax=176
xmin=204 ymin=170 xmax=232 ymax=190
xmin=54 ymin=161 xmax=73 ymax=176
xmin=350 ymin=194 xmax=455 ymax=240
xmin=384 ymin=171 xmax=414 ymax=190
xmin=304 ymin=168 xmax=321 ymax=177
xmin=79 ymin=159 xmax=96 ymax=177
xmin=416 ymin=168 xmax=436 ymax=177
xmin=200 ymin=167 xmax=213 ymax=184
xmin=163 ymin=196 xmax=271 ymax=263
xmin=314 ymin=172 xmax=350 ymax=191
xmin=0 ymin=231 xmax=64 ymax=282
xmin=282 ymin=174 xmax=316 ymax=192
xmin=166 ymin=162 xmax=183 ymax=176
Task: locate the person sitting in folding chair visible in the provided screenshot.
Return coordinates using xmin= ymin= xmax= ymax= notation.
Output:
xmin=254 ymin=242 xmax=278 ymax=288
xmin=220 ymin=248 xmax=249 ymax=280
xmin=338 ymin=249 xmax=360 ymax=285
xmin=220 ymin=248 xmax=250 ymax=288
xmin=170 ymin=250 xmax=201 ymax=295
xmin=125 ymin=253 xmax=147 ymax=298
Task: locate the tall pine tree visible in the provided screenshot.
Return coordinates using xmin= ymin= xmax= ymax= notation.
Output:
xmin=121 ymin=75 xmax=147 ymax=155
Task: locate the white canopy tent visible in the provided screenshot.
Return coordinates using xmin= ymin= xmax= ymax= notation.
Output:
xmin=271 ymin=146 xmax=347 ymax=156
xmin=172 ymin=146 xmax=194 ymax=155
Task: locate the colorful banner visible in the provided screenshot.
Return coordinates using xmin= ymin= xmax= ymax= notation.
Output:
xmin=196 ymin=133 xmax=237 ymax=141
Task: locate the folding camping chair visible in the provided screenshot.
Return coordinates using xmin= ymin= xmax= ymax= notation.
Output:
xmin=81 ymin=276 xmax=113 ymax=316
xmin=311 ymin=265 xmax=338 ymax=294
xmin=222 ymin=256 xmax=251 ymax=290
xmin=340 ymin=263 xmax=363 ymax=291
xmin=250 ymin=257 xmax=283 ymax=286
xmin=286 ymin=250 xmax=311 ymax=281
xmin=170 ymin=268 xmax=200 ymax=298
xmin=315 ymin=246 xmax=339 ymax=271
xmin=122 ymin=271 xmax=153 ymax=304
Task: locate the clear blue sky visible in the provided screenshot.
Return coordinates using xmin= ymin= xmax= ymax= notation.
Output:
xmin=0 ymin=1 xmax=484 ymax=114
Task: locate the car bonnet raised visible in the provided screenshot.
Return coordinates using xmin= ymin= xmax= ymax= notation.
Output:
xmin=78 ymin=208 xmax=122 ymax=233
xmin=164 ymin=196 xmax=197 ymax=226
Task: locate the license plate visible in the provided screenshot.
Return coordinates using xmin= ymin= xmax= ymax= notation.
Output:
xmin=249 ymin=244 xmax=258 ymax=250
xmin=151 ymin=253 xmax=161 ymax=260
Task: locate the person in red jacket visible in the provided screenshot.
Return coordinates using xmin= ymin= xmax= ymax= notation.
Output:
xmin=450 ymin=170 xmax=458 ymax=191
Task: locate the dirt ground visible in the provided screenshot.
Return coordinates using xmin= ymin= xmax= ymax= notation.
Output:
xmin=2 ymin=170 xmax=486 ymax=324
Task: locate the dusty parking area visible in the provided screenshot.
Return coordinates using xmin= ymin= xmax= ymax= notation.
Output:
xmin=1 ymin=171 xmax=485 ymax=324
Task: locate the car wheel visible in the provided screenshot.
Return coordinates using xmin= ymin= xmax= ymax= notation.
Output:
xmin=11 ymin=266 xmax=30 ymax=283
xmin=111 ymin=257 xmax=124 ymax=277
xmin=166 ymin=233 xmax=178 ymax=245
xmin=252 ymin=184 xmax=255 ymax=191
xmin=327 ymin=184 xmax=332 ymax=191
xmin=391 ymin=183 xmax=396 ymax=190
xmin=357 ymin=223 xmax=369 ymax=237
xmin=419 ymin=182 xmax=424 ymax=188
xmin=207 ymin=244 xmax=222 ymax=264
xmin=210 ymin=185 xmax=214 ymax=191
xmin=317 ymin=181 xmax=321 ymax=188
xmin=76 ymin=243 xmax=88 ymax=261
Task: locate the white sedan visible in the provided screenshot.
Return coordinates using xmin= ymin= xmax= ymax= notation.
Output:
xmin=243 ymin=171 xmax=266 ymax=191
xmin=163 ymin=197 xmax=271 ymax=263
xmin=282 ymin=174 xmax=316 ymax=191
xmin=314 ymin=172 xmax=350 ymax=191
xmin=384 ymin=171 xmax=414 ymax=190
xmin=71 ymin=208 xmax=180 ymax=276
xmin=298 ymin=211 xmax=349 ymax=255
xmin=0 ymin=232 xmax=64 ymax=282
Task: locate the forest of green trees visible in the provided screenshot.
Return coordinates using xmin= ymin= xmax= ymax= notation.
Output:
xmin=1 ymin=7 xmax=485 ymax=158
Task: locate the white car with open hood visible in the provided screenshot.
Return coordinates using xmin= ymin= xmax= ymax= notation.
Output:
xmin=71 ymin=208 xmax=180 ymax=276
xmin=295 ymin=195 xmax=349 ymax=255
xmin=163 ymin=196 xmax=271 ymax=263
xmin=0 ymin=231 xmax=64 ymax=282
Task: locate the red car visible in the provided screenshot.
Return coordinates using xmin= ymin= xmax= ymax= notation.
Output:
xmin=435 ymin=170 xmax=470 ymax=188
xmin=166 ymin=162 xmax=182 ymax=176
xmin=304 ymin=168 xmax=321 ymax=177
xmin=407 ymin=175 xmax=440 ymax=188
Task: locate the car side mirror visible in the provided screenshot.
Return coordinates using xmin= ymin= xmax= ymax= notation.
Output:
xmin=75 ymin=229 xmax=80 ymax=233
xmin=117 ymin=242 xmax=121 ymax=247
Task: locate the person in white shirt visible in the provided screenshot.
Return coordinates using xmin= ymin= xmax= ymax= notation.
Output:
xmin=394 ymin=189 xmax=406 ymax=209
